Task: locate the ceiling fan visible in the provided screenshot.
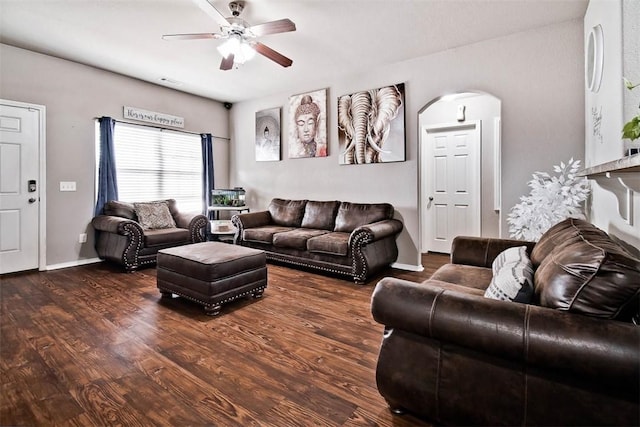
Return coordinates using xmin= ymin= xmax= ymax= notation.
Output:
xmin=162 ymin=0 xmax=296 ymax=70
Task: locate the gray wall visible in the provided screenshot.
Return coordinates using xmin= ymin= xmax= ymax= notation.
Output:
xmin=622 ymin=0 xmax=640 ymax=142
xmin=229 ymin=20 xmax=586 ymax=268
xmin=585 ymin=0 xmax=640 ymax=249
xmin=0 ymin=44 xmax=230 ymax=267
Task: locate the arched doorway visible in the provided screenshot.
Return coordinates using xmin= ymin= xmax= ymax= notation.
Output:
xmin=418 ymin=92 xmax=502 ymax=254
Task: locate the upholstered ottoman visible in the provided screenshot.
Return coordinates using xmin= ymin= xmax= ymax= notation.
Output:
xmin=157 ymin=242 xmax=267 ymax=315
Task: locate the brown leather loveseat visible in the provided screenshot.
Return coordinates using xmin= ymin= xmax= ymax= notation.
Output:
xmin=371 ymin=218 xmax=640 ymax=426
xmin=92 ymin=199 xmax=208 ymax=271
xmin=232 ymin=198 xmax=403 ymax=282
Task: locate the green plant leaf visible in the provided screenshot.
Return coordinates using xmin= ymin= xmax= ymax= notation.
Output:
xmin=622 ymin=116 xmax=640 ymax=141
xmin=624 ymin=77 xmax=639 ymax=90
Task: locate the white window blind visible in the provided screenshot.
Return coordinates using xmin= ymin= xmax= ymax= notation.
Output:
xmin=98 ymin=121 xmax=203 ymax=213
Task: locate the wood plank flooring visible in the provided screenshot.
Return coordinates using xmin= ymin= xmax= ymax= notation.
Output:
xmin=1 ymin=254 xmax=449 ymax=426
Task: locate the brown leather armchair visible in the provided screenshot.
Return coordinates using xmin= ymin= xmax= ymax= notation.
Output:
xmin=92 ymin=199 xmax=207 ymax=271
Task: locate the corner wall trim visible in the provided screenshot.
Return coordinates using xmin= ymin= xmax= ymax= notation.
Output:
xmin=45 ymin=258 xmax=103 ymax=271
xmin=391 ymin=262 xmax=425 ymax=272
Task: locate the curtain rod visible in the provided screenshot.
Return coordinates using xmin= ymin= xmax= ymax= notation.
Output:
xmin=94 ymin=117 xmax=231 ymax=141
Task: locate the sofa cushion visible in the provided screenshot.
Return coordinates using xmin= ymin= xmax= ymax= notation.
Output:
xmin=273 ymin=229 xmax=330 ymax=250
xmin=243 ymin=225 xmax=295 ymax=244
xmin=103 ymin=200 xmax=137 ymax=220
xmin=531 ymin=218 xmax=609 ymax=267
xmin=484 ymin=246 xmax=534 ymax=303
xmin=134 ymin=201 xmax=177 ymax=230
xmin=301 ymin=200 xmax=340 ymax=230
xmin=534 ymin=237 xmax=640 ymax=321
xmin=430 ymin=264 xmax=494 ymax=291
xmin=334 ymin=202 xmax=393 ymax=233
xmin=307 ymin=232 xmax=350 ymax=256
xmin=268 ymin=198 xmax=307 ymax=227
xmin=143 ymin=228 xmax=190 ymax=247
xmin=418 ymin=278 xmax=487 ymax=297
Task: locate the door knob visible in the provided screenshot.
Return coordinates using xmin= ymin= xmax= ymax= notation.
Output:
xmin=428 ymin=197 xmax=434 ymax=201
xmin=28 ymin=198 xmax=37 ymax=203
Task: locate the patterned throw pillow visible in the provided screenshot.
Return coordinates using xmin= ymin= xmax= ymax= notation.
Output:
xmin=133 ymin=201 xmax=176 ymax=230
xmin=484 ymin=246 xmax=534 ymax=303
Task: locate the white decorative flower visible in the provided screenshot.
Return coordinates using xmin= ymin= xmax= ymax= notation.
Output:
xmin=507 ymin=158 xmax=591 ymax=241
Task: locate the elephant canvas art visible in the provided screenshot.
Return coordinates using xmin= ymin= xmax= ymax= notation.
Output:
xmin=338 ymin=83 xmax=405 ymax=164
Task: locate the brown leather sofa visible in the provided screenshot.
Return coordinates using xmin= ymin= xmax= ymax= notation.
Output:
xmin=371 ymin=218 xmax=640 ymax=426
xmin=92 ymin=199 xmax=208 ymax=271
xmin=232 ymin=198 xmax=403 ymax=283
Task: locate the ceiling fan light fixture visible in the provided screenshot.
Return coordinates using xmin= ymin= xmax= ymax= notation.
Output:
xmin=240 ymin=42 xmax=256 ymax=61
xmin=163 ymin=1 xmax=295 ymax=70
xmin=217 ymin=35 xmax=240 ymax=58
xmin=217 ymin=34 xmax=255 ymax=65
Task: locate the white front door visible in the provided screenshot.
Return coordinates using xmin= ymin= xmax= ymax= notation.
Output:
xmin=422 ymin=121 xmax=481 ymax=253
xmin=0 ymin=102 xmax=43 ymax=274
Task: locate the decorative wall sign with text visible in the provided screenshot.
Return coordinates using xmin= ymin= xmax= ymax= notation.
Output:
xmin=123 ymin=106 xmax=185 ymax=128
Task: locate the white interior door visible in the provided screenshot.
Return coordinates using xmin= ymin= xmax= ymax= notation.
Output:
xmin=422 ymin=121 xmax=481 ymax=253
xmin=0 ymin=102 xmax=42 ymax=274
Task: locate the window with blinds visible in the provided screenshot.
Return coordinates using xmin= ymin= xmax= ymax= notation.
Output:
xmin=97 ymin=121 xmax=203 ymax=213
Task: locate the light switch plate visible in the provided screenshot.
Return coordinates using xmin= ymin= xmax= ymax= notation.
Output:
xmin=60 ymin=181 xmax=76 ymax=192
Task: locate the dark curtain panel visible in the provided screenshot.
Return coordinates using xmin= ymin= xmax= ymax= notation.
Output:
xmin=94 ymin=117 xmax=119 ymax=216
xmin=201 ymin=133 xmax=215 ymax=216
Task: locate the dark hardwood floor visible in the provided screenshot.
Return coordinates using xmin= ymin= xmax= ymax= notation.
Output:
xmin=1 ymin=253 xmax=449 ymax=426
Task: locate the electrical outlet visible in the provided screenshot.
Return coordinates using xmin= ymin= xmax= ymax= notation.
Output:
xmin=60 ymin=181 xmax=76 ymax=192
xmin=79 ymin=233 xmax=87 ymax=243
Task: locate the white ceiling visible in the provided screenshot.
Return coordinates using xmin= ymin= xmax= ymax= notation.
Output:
xmin=0 ymin=0 xmax=588 ymax=103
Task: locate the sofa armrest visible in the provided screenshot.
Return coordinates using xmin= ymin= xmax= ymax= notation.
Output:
xmin=91 ymin=215 xmax=145 ymax=270
xmin=231 ymin=211 xmax=272 ymax=244
xmin=348 ymin=219 xmax=403 ymax=283
xmin=371 ymin=277 xmax=640 ymax=387
xmin=349 ymin=219 xmax=403 ymax=246
xmin=91 ymin=215 xmax=142 ymax=235
xmin=451 ymin=236 xmax=536 ymax=268
xmin=173 ymin=212 xmax=208 ymax=243
xmin=232 ymin=211 xmax=271 ymax=229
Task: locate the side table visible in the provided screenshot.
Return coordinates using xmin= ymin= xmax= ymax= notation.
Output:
xmin=208 ymin=220 xmax=236 ymax=243
xmin=207 ymin=205 xmax=250 ymax=220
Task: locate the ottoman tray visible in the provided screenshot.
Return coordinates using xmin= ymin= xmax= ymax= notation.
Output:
xmin=157 ymin=242 xmax=267 ymax=315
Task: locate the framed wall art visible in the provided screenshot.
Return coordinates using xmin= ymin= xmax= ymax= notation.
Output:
xmin=338 ymin=82 xmax=405 ymax=165
xmin=288 ymin=88 xmax=327 ymax=158
xmin=255 ymin=107 xmax=281 ymax=161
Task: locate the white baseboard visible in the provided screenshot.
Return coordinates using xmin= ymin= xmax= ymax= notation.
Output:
xmin=391 ymin=262 xmax=424 ymax=272
xmin=45 ymin=258 xmax=102 ymax=271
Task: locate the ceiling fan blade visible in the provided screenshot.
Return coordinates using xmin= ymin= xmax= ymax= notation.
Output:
xmin=220 ymin=54 xmax=235 ymax=71
xmin=162 ymin=33 xmax=222 ymax=41
xmin=254 ymin=42 xmax=293 ymax=68
xmin=247 ymin=18 xmax=296 ymax=37
xmin=192 ymin=0 xmax=230 ymax=28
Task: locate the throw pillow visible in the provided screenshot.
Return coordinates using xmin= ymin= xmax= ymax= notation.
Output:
xmin=491 ymin=244 xmax=528 ymax=272
xmin=484 ymin=246 xmax=534 ymax=303
xmin=134 ymin=201 xmax=176 ymax=230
